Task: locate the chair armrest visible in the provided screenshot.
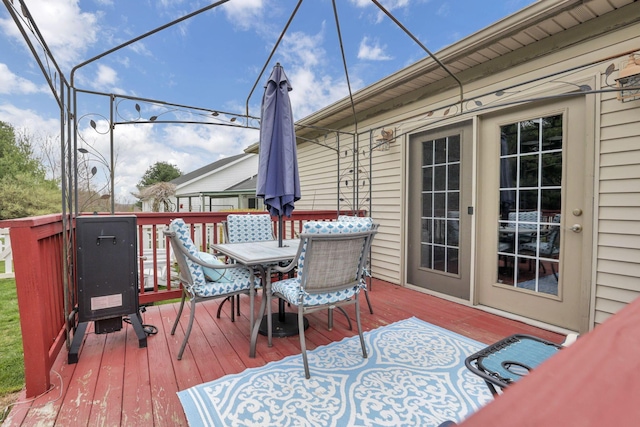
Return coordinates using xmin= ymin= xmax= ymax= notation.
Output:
xmin=272 ymin=240 xmax=304 ymax=274
xmin=272 ymin=260 xmax=298 ymax=274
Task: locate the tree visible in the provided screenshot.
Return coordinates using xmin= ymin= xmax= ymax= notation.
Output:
xmin=0 ymin=122 xmax=61 ymax=219
xmin=138 ymin=161 xmax=182 ymax=187
xmin=134 ymin=182 xmax=177 ymax=212
xmin=0 ymin=122 xmax=43 ymax=180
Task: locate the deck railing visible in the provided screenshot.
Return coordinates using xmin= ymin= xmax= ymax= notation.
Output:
xmin=0 ymin=210 xmax=356 ymax=397
xmin=0 ymin=227 xmax=13 ymax=278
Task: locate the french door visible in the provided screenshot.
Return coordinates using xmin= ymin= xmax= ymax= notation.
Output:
xmin=407 ymin=121 xmax=473 ymax=300
xmin=476 ymin=98 xmax=592 ymax=332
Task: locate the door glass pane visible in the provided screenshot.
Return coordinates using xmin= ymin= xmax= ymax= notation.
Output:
xmin=497 ymin=114 xmax=562 ymax=296
xmin=421 ymin=134 xmax=461 ymax=275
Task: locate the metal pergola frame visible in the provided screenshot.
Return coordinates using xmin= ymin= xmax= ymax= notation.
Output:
xmin=2 ymin=0 xmax=467 ymax=351
xmin=4 ymin=0 xmax=637 ymax=353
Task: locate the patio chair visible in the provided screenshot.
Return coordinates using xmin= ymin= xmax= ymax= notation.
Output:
xmin=225 ymin=214 xmax=275 ymax=243
xmin=217 ymin=214 xmax=276 ymax=319
xmin=519 ymin=214 xmax=561 ymax=280
xmin=164 ymin=218 xmax=261 ymax=360
xmin=338 ymin=215 xmax=375 ymax=314
xmin=270 ymin=220 xmax=378 ymax=378
xmin=465 ymin=334 xmax=564 ymax=396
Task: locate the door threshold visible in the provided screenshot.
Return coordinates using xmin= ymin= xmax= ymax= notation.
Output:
xmin=476 ymin=304 xmax=578 ymax=336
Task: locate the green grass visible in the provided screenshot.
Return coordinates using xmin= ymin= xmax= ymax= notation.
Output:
xmin=0 ymin=260 xmax=5 ymax=274
xmin=0 ymin=278 xmax=24 ymax=396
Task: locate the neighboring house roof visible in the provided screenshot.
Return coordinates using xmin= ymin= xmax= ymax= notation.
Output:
xmin=179 ymin=175 xmax=259 ymax=198
xmin=171 ymin=153 xmax=249 ymax=187
xmin=226 ymin=174 xmax=257 ymax=192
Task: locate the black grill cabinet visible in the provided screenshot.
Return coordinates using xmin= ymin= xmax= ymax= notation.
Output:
xmin=68 ymin=215 xmax=147 ymax=363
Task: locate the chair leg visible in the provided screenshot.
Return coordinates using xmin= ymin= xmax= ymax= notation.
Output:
xmin=250 ymin=286 xmax=268 ymax=358
xmin=216 ymin=296 xmax=233 ymax=319
xmin=363 ymin=286 xmax=374 ymax=314
xmin=299 ymin=309 xmax=310 ymax=379
xmin=355 ymin=297 xmax=367 ymax=359
xmin=171 ymin=291 xmax=187 ymax=335
xmin=329 ymin=307 xmax=352 ymax=331
xmin=177 ymin=299 xmax=197 ymax=360
xmin=230 ymin=295 xmax=235 ymax=322
xmin=216 ymin=294 xmax=244 ymax=321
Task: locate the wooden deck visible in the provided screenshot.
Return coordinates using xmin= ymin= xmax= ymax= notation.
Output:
xmin=5 ymin=280 xmax=564 ymax=426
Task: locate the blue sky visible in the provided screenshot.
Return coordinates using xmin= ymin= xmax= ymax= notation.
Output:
xmin=0 ymin=0 xmax=534 ymax=202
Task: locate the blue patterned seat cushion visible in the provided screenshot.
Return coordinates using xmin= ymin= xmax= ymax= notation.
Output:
xmin=272 ymin=277 xmax=357 ymax=306
xmin=272 ymin=220 xmax=372 ymax=306
xmin=169 ymin=219 xmax=260 ymax=298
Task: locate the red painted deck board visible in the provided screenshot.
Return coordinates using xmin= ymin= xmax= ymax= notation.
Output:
xmin=4 ymin=280 xmax=565 ymax=426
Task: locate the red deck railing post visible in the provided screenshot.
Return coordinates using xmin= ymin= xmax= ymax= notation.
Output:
xmin=1 ymin=215 xmax=66 ymax=397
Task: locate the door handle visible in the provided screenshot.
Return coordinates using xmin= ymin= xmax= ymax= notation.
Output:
xmin=570 ymin=224 xmax=582 ymax=233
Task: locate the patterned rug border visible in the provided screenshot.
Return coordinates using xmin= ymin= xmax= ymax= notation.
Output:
xmin=178 ymin=316 xmax=493 ymax=427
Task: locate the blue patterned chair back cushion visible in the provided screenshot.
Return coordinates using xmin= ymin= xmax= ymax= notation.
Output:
xmin=338 ymin=216 xmax=374 ymax=273
xmin=337 ymin=215 xmax=373 ymax=226
xmin=508 ymin=211 xmax=540 ymax=229
xmin=226 ymin=214 xmax=275 ymax=243
xmin=298 ymin=220 xmax=372 ymax=279
xmin=169 ymin=218 xmax=207 ymax=287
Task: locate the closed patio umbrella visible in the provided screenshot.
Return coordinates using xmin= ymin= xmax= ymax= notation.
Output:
xmin=256 ymin=63 xmax=305 ymax=337
xmin=256 ymin=63 xmax=301 ymax=247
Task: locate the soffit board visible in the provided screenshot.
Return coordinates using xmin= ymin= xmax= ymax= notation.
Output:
xmin=296 ymin=0 xmax=632 ymax=136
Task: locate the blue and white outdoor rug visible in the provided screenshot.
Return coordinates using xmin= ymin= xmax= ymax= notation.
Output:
xmin=178 ymin=317 xmax=493 ymax=426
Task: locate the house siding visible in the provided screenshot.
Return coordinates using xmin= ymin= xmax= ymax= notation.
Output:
xmin=294 ymin=2 xmax=640 ymax=330
xmin=296 ymin=131 xmax=404 ymax=284
xmin=595 ymin=77 xmax=640 ymax=324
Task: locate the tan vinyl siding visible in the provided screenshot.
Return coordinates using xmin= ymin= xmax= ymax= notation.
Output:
xmin=369 ymin=145 xmax=402 ymax=284
xmin=296 ymin=131 xmax=403 ymax=284
xmin=296 ymin=140 xmax=339 ymax=211
xmin=595 ymin=84 xmax=640 ymax=325
xmin=291 ymin=0 xmax=640 ymax=329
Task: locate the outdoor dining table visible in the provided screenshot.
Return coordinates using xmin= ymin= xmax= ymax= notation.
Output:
xmin=499 ymin=226 xmax=539 ymax=240
xmin=211 ymin=239 xmax=302 ymax=357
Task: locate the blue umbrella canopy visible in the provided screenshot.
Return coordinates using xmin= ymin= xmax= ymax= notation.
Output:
xmin=256 ymin=63 xmax=301 ymax=219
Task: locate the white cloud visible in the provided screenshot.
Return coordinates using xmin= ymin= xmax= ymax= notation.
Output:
xmin=221 ymin=0 xmax=264 ymax=31
xmin=437 ymin=2 xmax=451 ymax=17
xmin=0 ymin=103 xmax=59 ymax=136
xmin=95 ymin=64 xmax=119 ymax=89
xmin=357 ymin=37 xmax=393 ymax=61
xmin=75 ymin=114 xmax=260 ymax=202
xmin=352 ymin=0 xmax=411 ymax=7
xmin=0 ymin=0 xmax=100 ymax=71
xmin=271 ymin=25 xmax=361 ymax=119
xmin=280 ymin=28 xmax=326 ymax=69
xmin=0 ymin=63 xmax=47 ymax=94
xmin=349 ymin=0 xmax=413 ymax=23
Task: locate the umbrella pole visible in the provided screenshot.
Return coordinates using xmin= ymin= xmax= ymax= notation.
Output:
xmin=277 ymin=214 xmax=285 ymax=321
